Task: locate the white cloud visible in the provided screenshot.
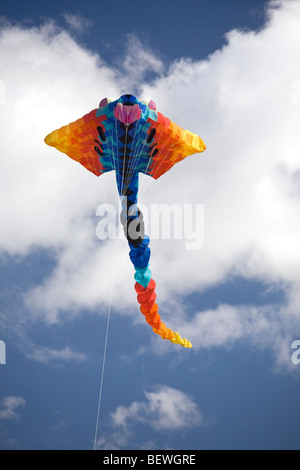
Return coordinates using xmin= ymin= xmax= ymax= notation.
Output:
xmin=97 ymin=385 xmax=202 ymax=449
xmin=119 ymin=34 xmax=164 ymax=91
xmin=0 ymin=20 xmax=119 ymax=256
xmin=0 ymin=396 xmax=26 ymax=420
xmin=112 ymin=385 xmax=202 ymax=431
xmin=96 ymin=431 xmax=129 ymax=451
xmin=1 ymin=1 xmax=300 ymax=369
xmin=63 ymin=13 xmax=93 ymax=35
xmin=138 ymin=0 xmax=300 ymax=364
xmin=24 ymin=345 xmax=88 ymax=364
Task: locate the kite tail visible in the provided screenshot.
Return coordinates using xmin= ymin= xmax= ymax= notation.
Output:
xmin=118 ymin=178 xmax=192 ymax=348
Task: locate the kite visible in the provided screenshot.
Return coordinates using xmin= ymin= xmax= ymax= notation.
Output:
xmin=44 ymin=94 xmax=206 ymax=348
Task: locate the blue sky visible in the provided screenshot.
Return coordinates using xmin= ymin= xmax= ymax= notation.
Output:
xmin=1 ymin=0 xmax=300 ymax=451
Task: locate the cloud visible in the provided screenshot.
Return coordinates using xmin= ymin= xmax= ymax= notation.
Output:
xmin=119 ymin=34 xmax=164 ymax=92
xmin=0 ymin=396 xmax=26 ymax=448
xmin=63 ymin=13 xmax=93 ymax=35
xmin=112 ymin=385 xmax=202 ymax=431
xmin=0 ymin=396 xmax=26 ymax=421
xmin=138 ymin=0 xmax=300 ymax=364
xmin=1 ymin=1 xmax=300 ymax=369
xmin=24 ymin=344 xmax=88 ymax=364
xmin=0 ymin=20 xmax=119 ymax=256
xmin=97 ymin=385 xmax=203 ymax=449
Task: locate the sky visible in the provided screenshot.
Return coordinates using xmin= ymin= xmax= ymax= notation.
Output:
xmin=0 ymin=0 xmax=300 ymax=451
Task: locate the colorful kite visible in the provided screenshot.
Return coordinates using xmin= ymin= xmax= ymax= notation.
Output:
xmin=44 ymin=94 xmax=206 ymax=348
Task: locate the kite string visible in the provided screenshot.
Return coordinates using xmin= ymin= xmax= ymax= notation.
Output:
xmin=93 ymin=233 xmax=118 ymax=451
